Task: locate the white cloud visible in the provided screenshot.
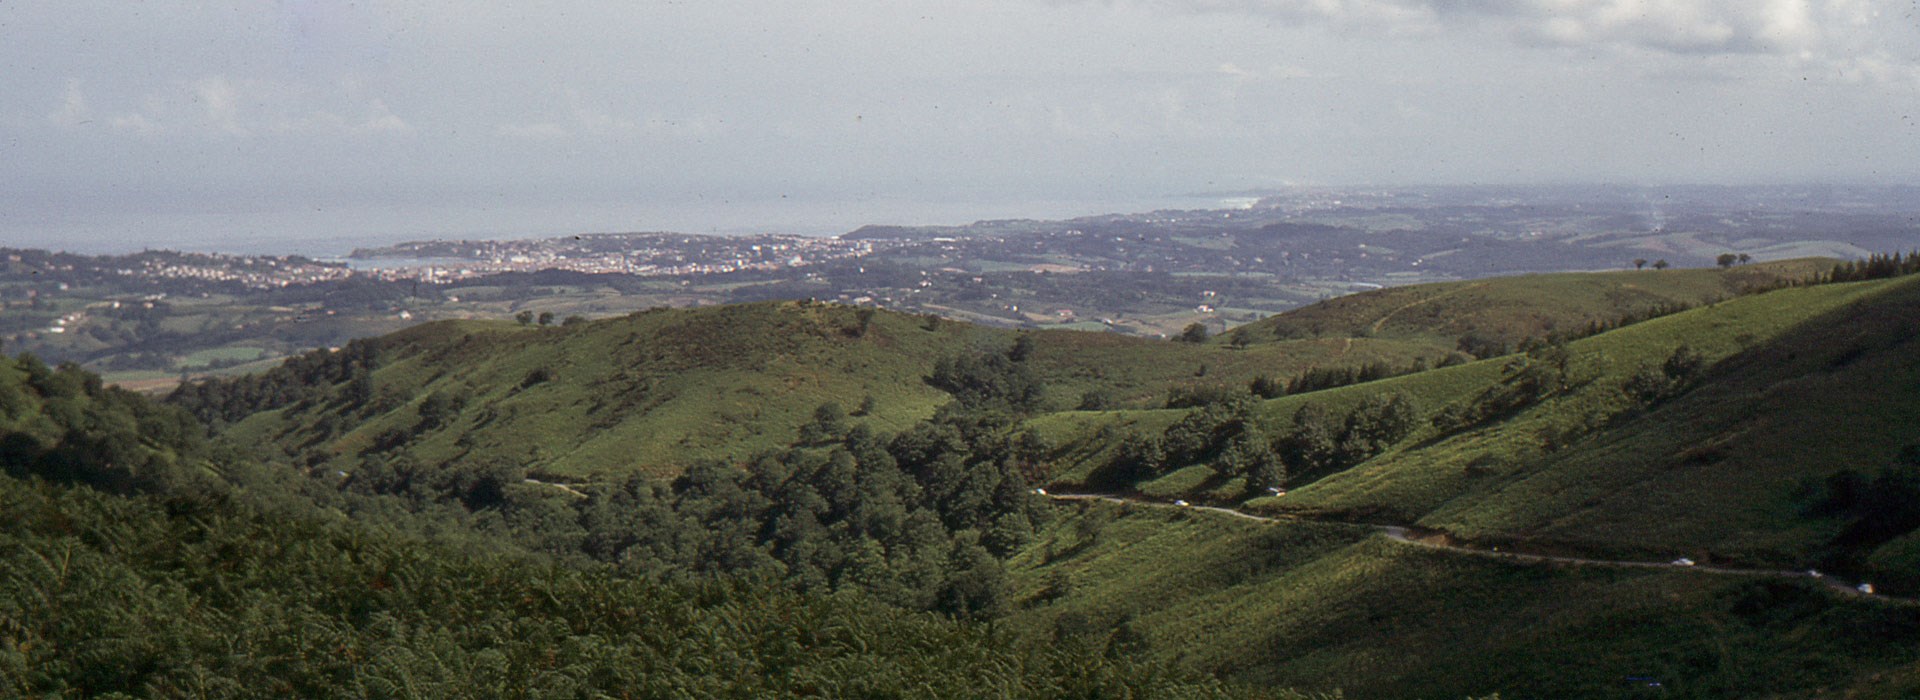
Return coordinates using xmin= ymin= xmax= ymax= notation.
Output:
xmin=355 ymin=100 xmax=412 ymax=134
xmin=495 ymin=88 xmax=724 ymax=141
xmin=1218 ymin=62 xmax=1314 ymax=79
xmin=496 ymin=122 xmax=571 ymax=140
xmin=193 ymin=76 xmax=247 ymax=135
xmin=47 ymin=79 xmax=90 ymax=128
xmin=1094 ymin=0 xmax=1919 ymax=83
xmin=109 ymin=113 xmax=162 ymax=136
xmin=41 ymin=74 xmax=414 ymax=138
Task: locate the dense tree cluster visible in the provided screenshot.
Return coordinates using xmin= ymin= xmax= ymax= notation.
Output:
xmin=0 ymin=353 xmax=209 ymax=495
xmin=168 ymin=338 xmax=382 ymax=426
xmin=1808 ymin=445 xmax=1920 ymax=589
xmin=1620 ymin=345 xmax=1707 ymax=407
xmin=925 ymin=338 xmax=1046 ymax=413
xmin=0 ymin=472 xmax=1251 ymax=699
xmin=1246 ymin=357 xmax=1463 ymax=400
xmin=1825 ymin=251 xmax=1920 ymax=283
xmin=323 ymin=387 xmax=1054 ymax=620
xmin=1099 ymin=391 xmax=1419 ymax=492
xmin=1274 ymin=394 xmax=1420 ymax=484
xmin=1430 ymin=342 xmax=1585 ymax=434
xmin=561 ymin=418 xmax=1047 ymax=619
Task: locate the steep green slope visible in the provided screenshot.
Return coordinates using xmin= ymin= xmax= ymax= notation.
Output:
xmin=1037 ymin=272 xmax=1920 ymax=600
xmin=1009 ymin=499 xmax=1920 ymax=700
xmin=1265 ymin=275 xmax=1920 ymax=578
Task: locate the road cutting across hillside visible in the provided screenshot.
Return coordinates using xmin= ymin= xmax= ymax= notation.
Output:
xmin=1042 ymin=492 xmax=1913 ymax=605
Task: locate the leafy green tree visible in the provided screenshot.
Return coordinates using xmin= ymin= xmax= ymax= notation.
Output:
xmin=1335 ymin=392 xmax=1419 ymax=465
xmin=1217 ymin=429 xmax=1282 ymax=486
xmin=926 ymin=347 xmax=1045 ymax=413
xmin=1076 ymin=389 xmax=1117 ymax=411
xmin=797 ymin=401 xmax=851 ymax=444
xmin=1279 ymin=403 xmax=1339 ymax=478
xmin=514 ymin=310 xmax=534 ymax=325
xmin=1009 ymin=333 xmax=1037 ymax=361
xmin=1663 ymin=344 xmax=1705 ymax=384
xmin=1177 ymin=322 xmax=1209 ymax=343
xmin=1621 ymin=365 xmax=1671 ymax=405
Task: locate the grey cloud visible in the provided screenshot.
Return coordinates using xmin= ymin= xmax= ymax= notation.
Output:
xmin=1115 ymin=0 xmax=1915 ymax=68
xmin=4 ymin=0 xmax=1918 ymax=253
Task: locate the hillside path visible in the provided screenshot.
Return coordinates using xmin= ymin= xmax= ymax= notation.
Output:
xmin=524 ymin=478 xmax=590 ymax=499
xmin=1367 ymin=282 xmax=1489 ymax=335
xmin=1043 ymin=493 xmax=1915 ymax=606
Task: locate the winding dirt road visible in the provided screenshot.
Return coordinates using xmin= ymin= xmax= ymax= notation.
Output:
xmin=1043 ymin=492 xmax=1913 ymax=605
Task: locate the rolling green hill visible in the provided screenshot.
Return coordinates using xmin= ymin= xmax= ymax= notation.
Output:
xmin=180 ymin=301 xmax=1448 ymax=481
xmin=1231 ymin=259 xmax=1827 ymax=354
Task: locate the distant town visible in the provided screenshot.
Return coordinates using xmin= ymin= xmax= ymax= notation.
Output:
xmin=348 ymin=233 xmax=885 ymax=282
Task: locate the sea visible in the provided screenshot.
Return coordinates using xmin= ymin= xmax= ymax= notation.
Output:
xmin=0 ymin=194 xmax=1245 ymax=258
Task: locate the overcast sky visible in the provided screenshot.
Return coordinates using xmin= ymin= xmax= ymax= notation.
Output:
xmin=4 ymin=1 xmax=1918 ymax=252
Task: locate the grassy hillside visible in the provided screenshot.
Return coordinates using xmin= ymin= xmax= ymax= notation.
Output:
xmin=1231 ymin=260 xmax=1827 ymax=353
xmin=1008 ymin=499 xmax=1920 ymax=699
xmin=1034 ymin=271 xmax=1920 ymax=599
xmin=208 ymin=302 xmax=996 ymax=479
xmin=1263 ymin=275 xmax=1920 ymax=577
xmin=191 ymin=301 xmax=1454 ymax=481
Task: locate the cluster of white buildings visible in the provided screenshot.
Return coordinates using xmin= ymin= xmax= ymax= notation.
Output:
xmin=125 ymin=256 xmax=354 ymax=289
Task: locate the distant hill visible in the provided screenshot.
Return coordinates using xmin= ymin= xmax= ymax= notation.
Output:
xmin=1231 ymin=258 xmax=1829 ymax=354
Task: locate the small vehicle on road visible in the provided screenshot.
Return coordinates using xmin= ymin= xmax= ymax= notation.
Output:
xmin=1671 ymin=558 xmax=1695 ymax=567
xmin=1173 ymin=499 xmax=1190 ymax=507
